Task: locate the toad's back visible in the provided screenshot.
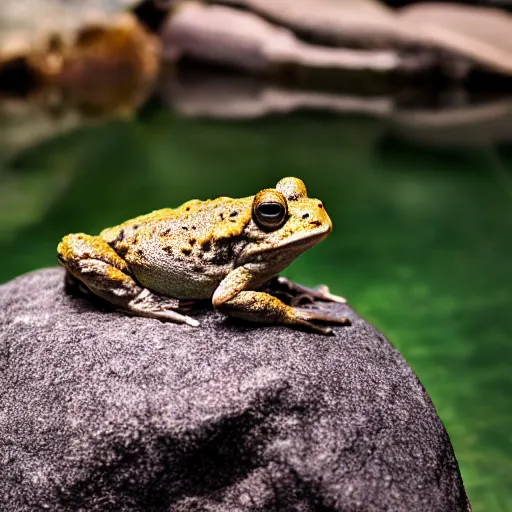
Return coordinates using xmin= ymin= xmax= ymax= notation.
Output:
xmin=99 ymin=196 xmax=254 ymax=299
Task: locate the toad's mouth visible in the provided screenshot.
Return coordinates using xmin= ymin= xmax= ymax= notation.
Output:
xmin=237 ymin=224 xmax=331 ymax=264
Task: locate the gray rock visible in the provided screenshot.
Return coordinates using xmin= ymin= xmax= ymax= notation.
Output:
xmin=161 ymin=2 xmax=405 ymax=75
xmin=0 ymin=268 xmax=471 ymax=511
xmin=0 ymin=0 xmax=141 ymax=56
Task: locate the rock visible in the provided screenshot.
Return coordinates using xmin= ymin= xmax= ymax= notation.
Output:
xmin=161 ymin=0 xmax=512 ymax=79
xmin=161 ymin=2 xmax=415 ymax=76
xmin=0 ymin=268 xmax=471 ymax=511
xmin=0 ymin=2 xmax=160 ymax=119
xmin=235 ymin=0 xmax=512 ymax=77
xmin=51 ymin=14 xmax=160 ymax=115
xmin=204 ymin=0 xmax=418 ymax=48
xmin=0 ymin=13 xmax=159 ymax=161
xmin=398 ymin=3 xmax=512 ymax=76
xmin=0 ymin=0 xmax=141 ymax=56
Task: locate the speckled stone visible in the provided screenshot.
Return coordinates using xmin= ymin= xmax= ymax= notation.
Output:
xmin=0 ymin=268 xmax=471 ymax=511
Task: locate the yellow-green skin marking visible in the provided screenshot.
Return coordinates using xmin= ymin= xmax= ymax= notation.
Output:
xmin=57 ymin=177 xmax=349 ymax=334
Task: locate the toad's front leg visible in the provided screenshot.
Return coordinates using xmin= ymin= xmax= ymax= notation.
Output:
xmin=57 ymin=233 xmax=199 ymax=326
xmin=212 ymin=267 xmax=351 ymax=335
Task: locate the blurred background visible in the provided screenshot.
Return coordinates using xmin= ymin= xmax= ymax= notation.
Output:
xmin=1 ymin=0 xmax=511 ymax=509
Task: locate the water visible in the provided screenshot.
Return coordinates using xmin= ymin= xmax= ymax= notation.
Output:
xmin=1 ymin=104 xmax=511 ymax=510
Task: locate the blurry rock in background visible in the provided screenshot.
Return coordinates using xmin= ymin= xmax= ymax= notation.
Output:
xmin=2 ymin=0 xmax=512 ymax=158
xmin=398 ymin=3 xmax=512 ymax=77
xmin=0 ymin=1 xmax=141 ymax=53
xmin=0 ymin=1 xmax=160 ymax=104
xmin=160 ymin=1 xmax=412 ymax=77
xmin=206 ymin=0 xmax=418 ymax=47
xmin=0 ymin=1 xmax=160 ymax=159
xmin=160 ymin=0 xmax=512 ymax=79
xmin=53 ymin=15 xmax=160 ymax=115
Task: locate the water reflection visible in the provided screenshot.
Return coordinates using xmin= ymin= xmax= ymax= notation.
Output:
xmin=4 ymin=64 xmax=512 ymax=166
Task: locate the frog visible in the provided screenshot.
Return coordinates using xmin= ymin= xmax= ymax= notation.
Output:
xmin=57 ymin=177 xmax=350 ymax=334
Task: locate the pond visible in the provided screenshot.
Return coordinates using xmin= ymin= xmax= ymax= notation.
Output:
xmin=1 ymin=99 xmax=511 ymax=511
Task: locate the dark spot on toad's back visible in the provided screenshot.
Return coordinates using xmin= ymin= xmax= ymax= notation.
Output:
xmin=114 ymin=229 xmax=126 ymax=244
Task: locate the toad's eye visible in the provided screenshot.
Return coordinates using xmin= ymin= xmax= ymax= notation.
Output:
xmin=253 ymin=189 xmax=288 ymax=231
xmin=258 ymin=202 xmax=285 ymax=219
xmin=255 ymin=202 xmax=287 ymax=229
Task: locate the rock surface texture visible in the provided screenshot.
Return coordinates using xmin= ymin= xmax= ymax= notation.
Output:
xmin=0 ymin=268 xmax=471 ymax=511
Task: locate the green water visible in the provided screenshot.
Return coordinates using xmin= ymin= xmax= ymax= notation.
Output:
xmin=1 ymin=107 xmax=511 ymax=510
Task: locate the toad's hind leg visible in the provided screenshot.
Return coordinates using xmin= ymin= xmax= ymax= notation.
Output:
xmin=57 ymin=233 xmax=199 ymax=326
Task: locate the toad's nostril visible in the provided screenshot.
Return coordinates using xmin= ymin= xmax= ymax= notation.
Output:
xmin=302 ymin=213 xmax=310 ymax=219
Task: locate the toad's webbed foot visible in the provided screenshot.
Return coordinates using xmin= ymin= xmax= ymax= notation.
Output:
xmin=292 ymin=307 xmax=352 ymax=335
xmin=266 ymin=276 xmax=347 ymax=306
